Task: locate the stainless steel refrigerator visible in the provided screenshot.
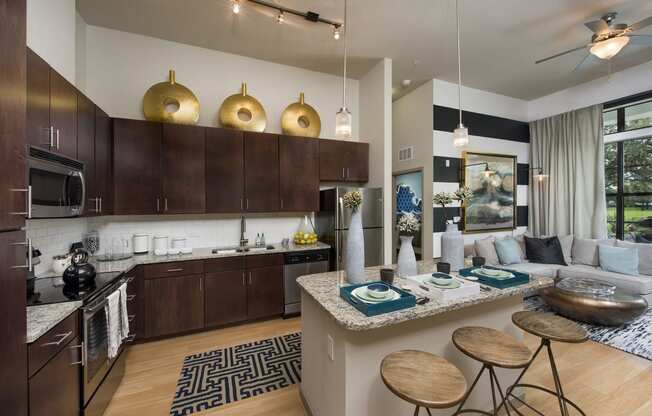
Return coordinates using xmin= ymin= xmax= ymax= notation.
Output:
xmin=316 ymin=187 xmax=384 ymax=271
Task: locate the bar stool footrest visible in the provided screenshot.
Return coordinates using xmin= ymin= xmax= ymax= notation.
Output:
xmin=509 ymin=383 xmax=586 ymax=416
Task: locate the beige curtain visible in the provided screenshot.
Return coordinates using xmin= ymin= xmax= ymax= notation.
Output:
xmin=528 ymin=105 xmax=607 ymax=239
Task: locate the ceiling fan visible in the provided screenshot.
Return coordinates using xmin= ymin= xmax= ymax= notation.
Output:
xmin=536 ymin=12 xmax=652 ymax=71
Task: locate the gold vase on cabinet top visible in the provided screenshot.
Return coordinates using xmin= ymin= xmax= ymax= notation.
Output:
xmin=218 ymin=83 xmax=267 ymax=132
xmin=281 ymin=92 xmax=321 ymax=138
xmin=142 ymin=70 xmax=200 ymax=125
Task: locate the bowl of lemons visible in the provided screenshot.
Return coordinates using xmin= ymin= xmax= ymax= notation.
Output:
xmin=294 ymin=231 xmax=318 ymax=245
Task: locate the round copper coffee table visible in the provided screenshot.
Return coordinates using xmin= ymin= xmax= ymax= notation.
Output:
xmin=540 ymin=278 xmax=648 ymax=326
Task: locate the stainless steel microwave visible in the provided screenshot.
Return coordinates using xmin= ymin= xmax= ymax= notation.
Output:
xmin=27 ymin=146 xmax=85 ymax=218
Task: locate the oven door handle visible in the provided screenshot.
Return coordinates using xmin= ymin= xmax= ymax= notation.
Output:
xmin=84 ymin=298 xmax=108 ymax=315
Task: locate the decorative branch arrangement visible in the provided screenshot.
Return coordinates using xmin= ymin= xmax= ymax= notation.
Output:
xmin=433 ymin=186 xmax=473 ymax=224
xmin=342 ymin=191 xmax=363 ymax=211
xmin=397 ymin=212 xmax=421 ymax=236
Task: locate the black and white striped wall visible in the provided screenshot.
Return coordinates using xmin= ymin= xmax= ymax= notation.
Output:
xmin=432 ymin=80 xmax=530 ymax=257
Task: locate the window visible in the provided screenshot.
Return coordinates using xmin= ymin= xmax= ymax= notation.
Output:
xmin=605 ymin=137 xmax=652 ymax=242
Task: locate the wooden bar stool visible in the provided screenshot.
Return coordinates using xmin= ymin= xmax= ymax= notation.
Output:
xmin=452 ymin=326 xmax=532 ymax=415
xmin=499 ymin=311 xmax=588 ymax=416
xmin=381 ymin=350 xmax=468 ymax=415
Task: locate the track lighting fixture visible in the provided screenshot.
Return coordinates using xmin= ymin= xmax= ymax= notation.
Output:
xmin=231 ymin=0 xmax=241 ymax=14
xmin=277 ymin=10 xmax=285 ymax=24
xmin=333 ymin=25 xmax=341 ymax=40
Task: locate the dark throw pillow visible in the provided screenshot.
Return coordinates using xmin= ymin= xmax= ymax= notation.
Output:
xmin=524 ymin=236 xmax=567 ymax=266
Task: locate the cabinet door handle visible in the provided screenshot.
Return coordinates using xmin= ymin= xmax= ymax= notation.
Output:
xmin=99 ymin=197 xmax=102 ymax=213
xmin=88 ymin=198 xmax=98 ymax=213
xmin=10 ymin=238 xmax=32 ymax=271
xmin=199 ymin=278 xmax=203 ymax=292
xmin=240 ymin=198 xmax=244 ymax=210
xmin=248 ymin=272 xmax=252 ymax=285
xmin=242 ymin=272 xmax=246 ymax=286
xmin=55 ymin=129 xmax=60 ymax=150
xmin=49 ymin=126 xmax=54 ymax=148
xmin=280 ymin=199 xmax=284 ymax=210
xmin=126 ymin=334 xmax=136 ymax=343
xmin=167 ymin=268 xmax=183 ymax=273
xmin=126 ymin=294 xmax=136 ymax=301
xmin=346 ymin=168 xmax=350 ymax=179
xmin=42 ymin=331 xmax=72 ymax=347
xmin=128 ymin=314 xmax=136 ymax=322
xmin=10 ymin=186 xmax=32 ymax=218
xmin=342 ymin=167 xmax=345 ymax=179
xmin=69 ymin=343 xmax=84 ymax=366
xmin=164 ymin=198 xmax=168 ymax=212
xmin=156 ymin=198 xmax=160 ymax=212
xmin=246 ymin=199 xmax=249 ymax=210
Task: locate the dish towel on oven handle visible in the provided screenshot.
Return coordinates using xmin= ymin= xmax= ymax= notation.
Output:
xmin=105 ymin=283 xmax=130 ymax=360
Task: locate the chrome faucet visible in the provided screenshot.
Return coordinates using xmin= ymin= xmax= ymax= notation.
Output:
xmin=239 ymin=215 xmax=248 ymax=248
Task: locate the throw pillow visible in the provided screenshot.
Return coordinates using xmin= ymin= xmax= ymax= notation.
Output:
xmin=514 ymin=234 xmax=527 ymax=260
xmin=557 ymin=235 xmax=574 ymax=265
xmin=474 ymin=237 xmax=500 ymax=266
xmin=494 ymin=237 xmax=523 ymax=265
xmin=571 ymin=238 xmax=614 ymax=266
xmin=598 ymin=244 xmax=639 ymax=276
xmin=615 ymin=240 xmax=652 ymax=276
xmin=524 ymin=236 xmax=567 ymax=266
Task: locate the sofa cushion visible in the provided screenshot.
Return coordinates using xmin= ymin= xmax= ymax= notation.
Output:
xmin=571 ymin=238 xmax=614 ymax=266
xmin=495 ymin=237 xmax=523 ymax=265
xmin=474 ymin=237 xmax=500 ymax=266
xmin=598 ymin=244 xmax=639 ymax=276
xmin=506 ymin=261 xmax=561 ymax=279
xmin=524 ymin=236 xmax=567 ymax=266
xmin=616 ymin=240 xmax=652 ymax=276
xmin=559 ymin=265 xmax=652 ymax=295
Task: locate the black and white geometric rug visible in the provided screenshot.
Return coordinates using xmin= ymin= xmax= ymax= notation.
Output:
xmin=524 ymin=295 xmax=652 ymax=361
xmin=170 ymin=332 xmax=302 ymax=416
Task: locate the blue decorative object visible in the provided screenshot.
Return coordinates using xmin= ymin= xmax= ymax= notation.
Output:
xmin=340 ymin=281 xmax=416 ymax=316
xmin=598 ymin=244 xmax=639 ymax=276
xmin=494 ymin=237 xmax=523 ymax=265
xmin=396 ymin=183 xmax=422 ymax=215
xmin=458 ymin=266 xmax=530 ymax=289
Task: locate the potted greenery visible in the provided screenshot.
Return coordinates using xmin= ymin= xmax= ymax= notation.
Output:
xmin=396 ymin=212 xmax=420 ymax=277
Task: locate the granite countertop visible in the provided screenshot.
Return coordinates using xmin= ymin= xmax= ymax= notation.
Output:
xmin=297 ymin=260 xmax=554 ymax=331
xmin=28 ymin=241 xmax=330 ymax=343
xmin=26 ymin=302 xmax=82 ymax=343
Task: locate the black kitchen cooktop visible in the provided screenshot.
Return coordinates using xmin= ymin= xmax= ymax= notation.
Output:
xmin=27 ymin=271 xmax=123 ymax=306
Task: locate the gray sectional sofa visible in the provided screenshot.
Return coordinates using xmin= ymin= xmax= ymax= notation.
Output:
xmin=464 ymin=235 xmax=652 ymax=304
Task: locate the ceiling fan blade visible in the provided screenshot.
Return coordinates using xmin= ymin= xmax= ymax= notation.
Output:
xmin=585 ymin=19 xmax=609 ymax=34
xmin=629 ymin=16 xmax=652 ymax=32
xmin=573 ymin=53 xmax=592 ymax=72
xmin=535 ymin=45 xmax=588 ymax=64
xmin=629 ymin=35 xmax=652 ymax=45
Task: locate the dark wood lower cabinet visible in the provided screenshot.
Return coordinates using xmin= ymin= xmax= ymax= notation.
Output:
xmin=204 ymin=270 xmax=248 ymax=327
xmin=29 ymin=337 xmax=81 ymax=416
xmin=144 ymin=274 xmax=204 ymax=338
xmin=247 ymin=265 xmax=284 ymax=320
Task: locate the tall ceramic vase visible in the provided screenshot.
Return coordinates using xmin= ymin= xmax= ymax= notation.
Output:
xmin=441 ymin=223 xmax=464 ymax=271
xmin=345 ymin=209 xmax=365 ymax=284
xmin=396 ymin=235 xmax=418 ymax=277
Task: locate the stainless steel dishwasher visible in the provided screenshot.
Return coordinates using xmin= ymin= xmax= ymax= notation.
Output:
xmin=284 ymin=250 xmax=329 ymax=316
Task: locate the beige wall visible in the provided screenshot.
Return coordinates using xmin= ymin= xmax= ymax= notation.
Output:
xmin=360 ymin=58 xmax=393 ymax=264
xmin=392 ymin=81 xmax=434 ymax=261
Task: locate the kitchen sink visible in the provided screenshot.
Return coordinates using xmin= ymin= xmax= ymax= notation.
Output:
xmin=211 ymin=245 xmax=275 ymax=255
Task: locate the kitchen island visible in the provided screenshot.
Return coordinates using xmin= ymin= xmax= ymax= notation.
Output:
xmin=297 ymin=261 xmax=553 ymax=416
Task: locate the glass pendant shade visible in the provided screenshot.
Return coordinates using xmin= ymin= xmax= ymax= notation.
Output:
xmin=335 ymin=107 xmax=352 ymax=139
xmin=590 ymin=36 xmax=630 ymax=60
xmin=453 ymin=123 xmax=469 ymax=147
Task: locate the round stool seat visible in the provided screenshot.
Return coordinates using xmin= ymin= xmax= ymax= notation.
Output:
xmin=453 ymin=327 xmax=532 ymax=369
xmin=512 ymin=311 xmax=588 ymax=343
xmin=381 ymin=350 xmax=467 ymax=409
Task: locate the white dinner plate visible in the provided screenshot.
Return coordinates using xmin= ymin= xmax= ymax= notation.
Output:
xmin=351 ymin=287 xmax=400 ymax=303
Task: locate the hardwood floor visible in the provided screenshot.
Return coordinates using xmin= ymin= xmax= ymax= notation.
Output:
xmin=105 ymin=317 xmax=652 ymax=416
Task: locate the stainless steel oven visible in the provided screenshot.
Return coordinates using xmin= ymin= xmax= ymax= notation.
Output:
xmin=81 ymin=275 xmax=135 ymax=416
xmin=27 ymin=146 xmax=85 ymax=218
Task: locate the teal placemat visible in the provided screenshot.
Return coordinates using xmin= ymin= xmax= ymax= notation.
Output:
xmin=458 ymin=266 xmax=530 ymax=289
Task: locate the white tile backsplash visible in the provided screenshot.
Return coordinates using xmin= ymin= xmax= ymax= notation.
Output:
xmin=26 ymin=218 xmax=89 ymax=276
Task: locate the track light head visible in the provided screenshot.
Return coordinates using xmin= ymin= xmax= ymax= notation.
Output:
xmin=333 ymin=25 xmax=341 ymax=40
xmin=277 ymin=10 xmax=285 ymax=24
xmin=232 ymin=0 xmax=241 ymax=14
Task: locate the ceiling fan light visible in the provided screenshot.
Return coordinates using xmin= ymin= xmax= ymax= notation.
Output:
xmin=590 ymin=36 xmax=630 ymax=60
xmin=453 ymin=124 xmax=469 ymax=148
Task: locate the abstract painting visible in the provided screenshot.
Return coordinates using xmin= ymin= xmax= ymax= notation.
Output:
xmin=462 ymin=152 xmax=517 ymax=232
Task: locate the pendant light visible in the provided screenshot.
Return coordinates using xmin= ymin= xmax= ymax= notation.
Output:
xmin=335 ymin=0 xmax=352 ymax=139
xmin=453 ymin=0 xmax=469 ymax=148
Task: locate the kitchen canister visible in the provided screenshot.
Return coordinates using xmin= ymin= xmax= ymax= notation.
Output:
xmin=153 ymin=235 xmax=169 ymax=256
xmin=133 ymin=234 xmax=150 ymax=254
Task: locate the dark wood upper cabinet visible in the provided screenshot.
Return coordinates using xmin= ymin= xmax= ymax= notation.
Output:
xmin=162 ymin=124 xmax=205 ymax=214
xmin=144 ymin=274 xmax=204 ymax=338
xmin=29 ymin=337 xmax=81 ymax=416
xmin=49 ymin=70 xmax=77 ymax=158
xmin=76 ymin=93 xmax=96 ymax=214
xmin=0 ymin=231 xmax=28 ymax=416
xmin=113 ymin=118 xmax=162 ymax=215
xmin=0 ymin=0 xmax=27 ymax=232
xmin=345 ymin=142 xmax=369 ymax=182
xmin=280 ymin=136 xmax=319 ymax=212
xmin=204 ymin=270 xmax=248 ymax=327
xmin=246 ymin=265 xmax=284 ymax=320
xmin=244 ymin=132 xmax=279 ymax=212
xmin=26 ymin=48 xmax=51 ymax=150
xmin=94 ymin=106 xmax=112 ymax=215
xmin=206 ymin=128 xmax=244 ymax=213
xmin=319 ymin=139 xmax=369 ymax=183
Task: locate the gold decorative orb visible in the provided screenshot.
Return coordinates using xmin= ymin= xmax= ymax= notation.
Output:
xmin=218 ymin=83 xmax=267 ymax=132
xmin=143 ymin=70 xmax=200 ymax=125
xmin=281 ymin=92 xmax=321 ymax=138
